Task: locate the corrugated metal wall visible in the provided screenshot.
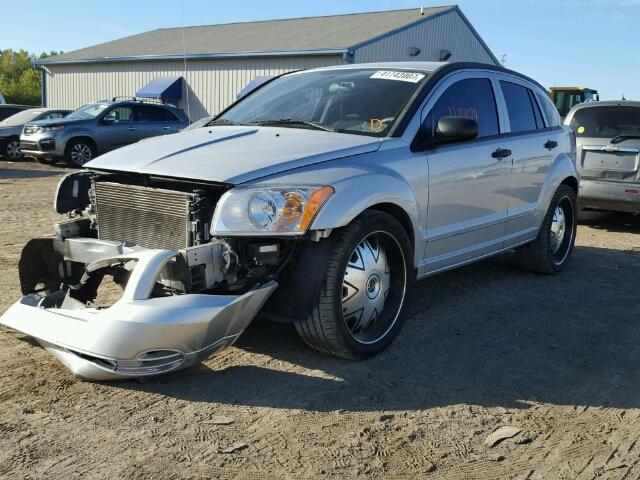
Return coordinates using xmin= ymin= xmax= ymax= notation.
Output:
xmin=44 ymin=55 xmax=343 ymax=120
xmin=353 ymin=10 xmax=496 ymax=65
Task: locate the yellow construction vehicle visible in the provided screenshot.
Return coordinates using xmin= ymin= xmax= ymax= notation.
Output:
xmin=549 ymin=87 xmax=599 ymax=118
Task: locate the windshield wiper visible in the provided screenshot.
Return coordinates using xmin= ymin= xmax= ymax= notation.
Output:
xmin=208 ymin=118 xmax=247 ymax=127
xmin=610 ymin=134 xmax=640 ymax=144
xmin=253 ymin=117 xmax=335 ymax=132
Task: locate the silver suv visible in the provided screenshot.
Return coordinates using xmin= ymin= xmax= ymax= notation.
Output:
xmin=20 ymin=98 xmax=189 ymax=166
xmin=1 ymin=62 xmax=579 ymax=380
xmin=565 ymin=101 xmax=640 ymax=214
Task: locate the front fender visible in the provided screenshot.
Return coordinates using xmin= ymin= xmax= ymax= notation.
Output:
xmin=311 ymin=172 xmax=421 ymax=264
xmin=536 ymin=152 xmax=579 ymax=228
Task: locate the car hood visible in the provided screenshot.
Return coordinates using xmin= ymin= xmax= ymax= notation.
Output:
xmin=27 ymin=117 xmax=88 ymax=127
xmin=0 ymin=125 xmax=22 ymax=136
xmin=86 ymin=126 xmax=382 ymax=184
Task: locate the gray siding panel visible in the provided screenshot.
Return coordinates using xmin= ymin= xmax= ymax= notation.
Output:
xmin=353 ymin=10 xmax=496 ymax=65
xmin=44 ymin=55 xmax=343 ymax=120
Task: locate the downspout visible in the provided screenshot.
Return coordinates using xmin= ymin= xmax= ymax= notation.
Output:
xmin=39 ymin=66 xmax=47 ymax=107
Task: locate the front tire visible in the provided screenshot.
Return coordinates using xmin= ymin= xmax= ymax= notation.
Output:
xmin=515 ymin=184 xmax=577 ymax=274
xmin=295 ymin=210 xmax=414 ymax=360
xmin=1 ymin=137 xmax=22 ymax=160
xmin=65 ymin=139 xmax=95 ymax=167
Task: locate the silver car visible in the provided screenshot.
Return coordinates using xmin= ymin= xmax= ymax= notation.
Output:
xmin=1 ymin=62 xmax=579 ymax=380
xmin=0 ymin=108 xmax=71 ymax=160
xmin=20 ymin=98 xmax=189 ymax=167
xmin=565 ymin=100 xmax=640 ymax=214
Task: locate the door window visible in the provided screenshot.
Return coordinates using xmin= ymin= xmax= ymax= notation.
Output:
xmin=136 ymin=105 xmax=179 ymax=122
xmin=500 ymin=81 xmax=538 ymax=133
xmin=103 ymin=106 xmax=134 ymax=122
xmin=537 ymin=93 xmax=561 ymax=127
xmin=427 ymin=78 xmax=499 ymax=138
xmin=42 ymin=111 xmax=66 ymax=120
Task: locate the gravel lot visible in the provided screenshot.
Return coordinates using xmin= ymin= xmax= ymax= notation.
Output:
xmin=0 ymin=159 xmax=639 ymax=479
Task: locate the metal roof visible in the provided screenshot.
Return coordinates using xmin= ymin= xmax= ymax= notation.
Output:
xmin=37 ymin=6 xmax=464 ymax=65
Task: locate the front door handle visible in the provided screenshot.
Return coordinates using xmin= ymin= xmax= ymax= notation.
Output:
xmin=128 ymin=127 xmax=136 ymax=131
xmin=162 ymin=126 xmax=172 ymax=131
xmin=544 ymin=140 xmax=558 ymax=150
xmin=492 ymin=148 xmax=512 ymax=159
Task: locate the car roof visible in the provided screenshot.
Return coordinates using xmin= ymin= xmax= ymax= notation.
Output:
xmin=571 ymin=100 xmax=640 ymax=109
xmin=301 ymin=61 xmax=546 ymax=92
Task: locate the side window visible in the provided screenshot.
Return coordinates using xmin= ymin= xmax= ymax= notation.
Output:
xmin=103 ymin=106 xmax=134 ymax=122
xmin=527 ymin=90 xmax=544 ymax=129
xmin=500 ymin=81 xmax=538 ymax=132
xmin=43 ymin=112 xmax=65 ymax=120
xmin=537 ymin=93 xmax=561 ymax=127
xmin=137 ymin=105 xmax=179 ymax=122
xmin=428 ymin=78 xmax=499 ymax=137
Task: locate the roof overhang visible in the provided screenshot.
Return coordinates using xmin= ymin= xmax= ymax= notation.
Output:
xmin=34 ymin=48 xmax=349 ymax=66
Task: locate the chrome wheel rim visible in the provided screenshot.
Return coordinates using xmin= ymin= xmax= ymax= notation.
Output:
xmin=550 ymin=196 xmax=575 ymax=265
xmin=550 ymin=205 xmax=566 ymax=254
xmin=342 ymin=231 xmax=406 ymax=345
xmin=6 ymin=140 xmax=21 ymax=159
xmin=70 ymin=143 xmax=92 ymax=165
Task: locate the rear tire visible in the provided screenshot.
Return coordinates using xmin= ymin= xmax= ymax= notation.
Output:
xmin=295 ymin=210 xmax=414 ymax=360
xmin=65 ymin=139 xmax=95 ymax=167
xmin=515 ymin=184 xmax=577 ymax=274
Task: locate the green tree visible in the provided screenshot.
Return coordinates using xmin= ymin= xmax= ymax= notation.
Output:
xmin=0 ymin=49 xmax=56 ymax=106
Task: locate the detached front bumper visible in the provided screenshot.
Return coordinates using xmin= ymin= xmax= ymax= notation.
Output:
xmin=0 ymin=237 xmax=277 ymax=381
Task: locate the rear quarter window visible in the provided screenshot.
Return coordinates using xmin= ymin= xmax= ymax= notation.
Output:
xmin=537 ymin=93 xmax=561 ymax=127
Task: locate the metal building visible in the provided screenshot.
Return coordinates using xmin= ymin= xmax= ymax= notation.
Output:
xmin=36 ymin=6 xmax=499 ymax=121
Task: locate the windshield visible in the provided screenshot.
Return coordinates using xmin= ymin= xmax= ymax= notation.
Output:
xmin=66 ymin=103 xmax=110 ymax=120
xmin=0 ymin=109 xmax=41 ymax=126
xmin=217 ymin=69 xmax=428 ymax=137
xmin=570 ymin=106 xmax=640 ymax=138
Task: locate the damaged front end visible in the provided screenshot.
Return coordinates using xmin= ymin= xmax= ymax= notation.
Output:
xmin=0 ymin=172 xmax=282 ymax=380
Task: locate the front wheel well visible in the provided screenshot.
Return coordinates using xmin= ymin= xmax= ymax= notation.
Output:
xmin=366 ymin=203 xmax=415 ymax=253
xmin=65 ymin=136 xmax=97 ymax=154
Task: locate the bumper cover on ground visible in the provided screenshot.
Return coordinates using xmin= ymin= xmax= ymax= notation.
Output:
xmin=0 ymin=237 xmax=277 ymax=380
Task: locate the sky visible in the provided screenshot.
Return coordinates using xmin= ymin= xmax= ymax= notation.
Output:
xmin=1 ymin=0 xmax=639 ymax=100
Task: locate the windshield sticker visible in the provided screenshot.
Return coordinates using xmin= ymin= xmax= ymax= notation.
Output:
xmin=370 ymin=71 xmax=425 ymax=83
xmin=370 ymin=118 xmax=384 ymax=131
xmin=577 ymin=126 xmax=585 ymax=134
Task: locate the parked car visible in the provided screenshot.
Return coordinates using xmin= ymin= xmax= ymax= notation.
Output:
xmin=565 ymin=101 xmax=640 ymax=214
xmin=0 ymin=62 xmax=579 ymax=380
xmin=0 ymin=104 xmax=31 ymax=122
xmin=0 ymin=108 xmax=71 ymax=160
xmin=20 ymin=98 xmax=189 ymax=167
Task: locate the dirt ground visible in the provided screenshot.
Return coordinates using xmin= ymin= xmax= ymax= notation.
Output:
xmin=0 ymin=159 xmax=639 ymax=480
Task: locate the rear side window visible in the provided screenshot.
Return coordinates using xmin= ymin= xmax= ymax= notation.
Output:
xmin=137 ymin=105 xmax=179 ymax=122
xmin=500 ymin=81 xmax=539 ymax=132
xmin=569 ymin=106 xmax=640 ymax=138
xmin=428 ymin=78 xmax=499 ymax=137
xmin=537 ymin=93 xmax=561 ymax=127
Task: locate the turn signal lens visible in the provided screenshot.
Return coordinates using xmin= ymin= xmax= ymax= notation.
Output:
xmin=299 ymin=186 xmax=334 ymax=231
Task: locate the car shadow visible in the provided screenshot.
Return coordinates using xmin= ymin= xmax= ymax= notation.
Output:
xmin=0 ymin=168 xmax=63 ymax=180
xmin=579 ymin=211 xmax=639 ymax=234
xmin=120 ymin=241 xmax=640 ymax=412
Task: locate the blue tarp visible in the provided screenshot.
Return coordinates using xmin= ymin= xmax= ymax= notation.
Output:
xmin=136 ymin=76 xmax=183 ymax=101
xmin=236 ymin=76 xmax=273 ymax=100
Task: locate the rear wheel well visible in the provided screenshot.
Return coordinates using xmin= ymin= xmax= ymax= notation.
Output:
xmin=367 ymin=203 xmax=415 ymax=254
xmin=561 ymin=176 xmax=578 ymax=195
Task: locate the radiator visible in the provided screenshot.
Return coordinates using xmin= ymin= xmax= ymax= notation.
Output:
xmin=94 ymin=182 xmax=192 ymax=250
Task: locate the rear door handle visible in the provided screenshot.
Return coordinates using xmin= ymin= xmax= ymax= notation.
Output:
xmin=544 ymin=140 xmax=558 ymax=150
xmin=162 ymin=126 xmax=171 ymax=131
xmin=128 ymin=127 xmax=136 ymax=131
xmin=492 ymin=148 xmax=512 ymax=159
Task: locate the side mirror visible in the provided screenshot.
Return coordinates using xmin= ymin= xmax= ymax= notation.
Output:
xmin=412 ymin=116 xmax=479 ymax=151
xmin=102 ymin=116 xmax=116 ymax=124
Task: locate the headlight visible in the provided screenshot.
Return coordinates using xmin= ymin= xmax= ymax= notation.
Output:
xmin=41 ymin=125 xmax=65 ymax=132
xmin=211 ymin=185 xmax=334 ymax=235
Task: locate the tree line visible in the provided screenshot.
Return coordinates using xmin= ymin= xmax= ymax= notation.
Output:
xmin=0 ymin=50 xmax=62 ymax=105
